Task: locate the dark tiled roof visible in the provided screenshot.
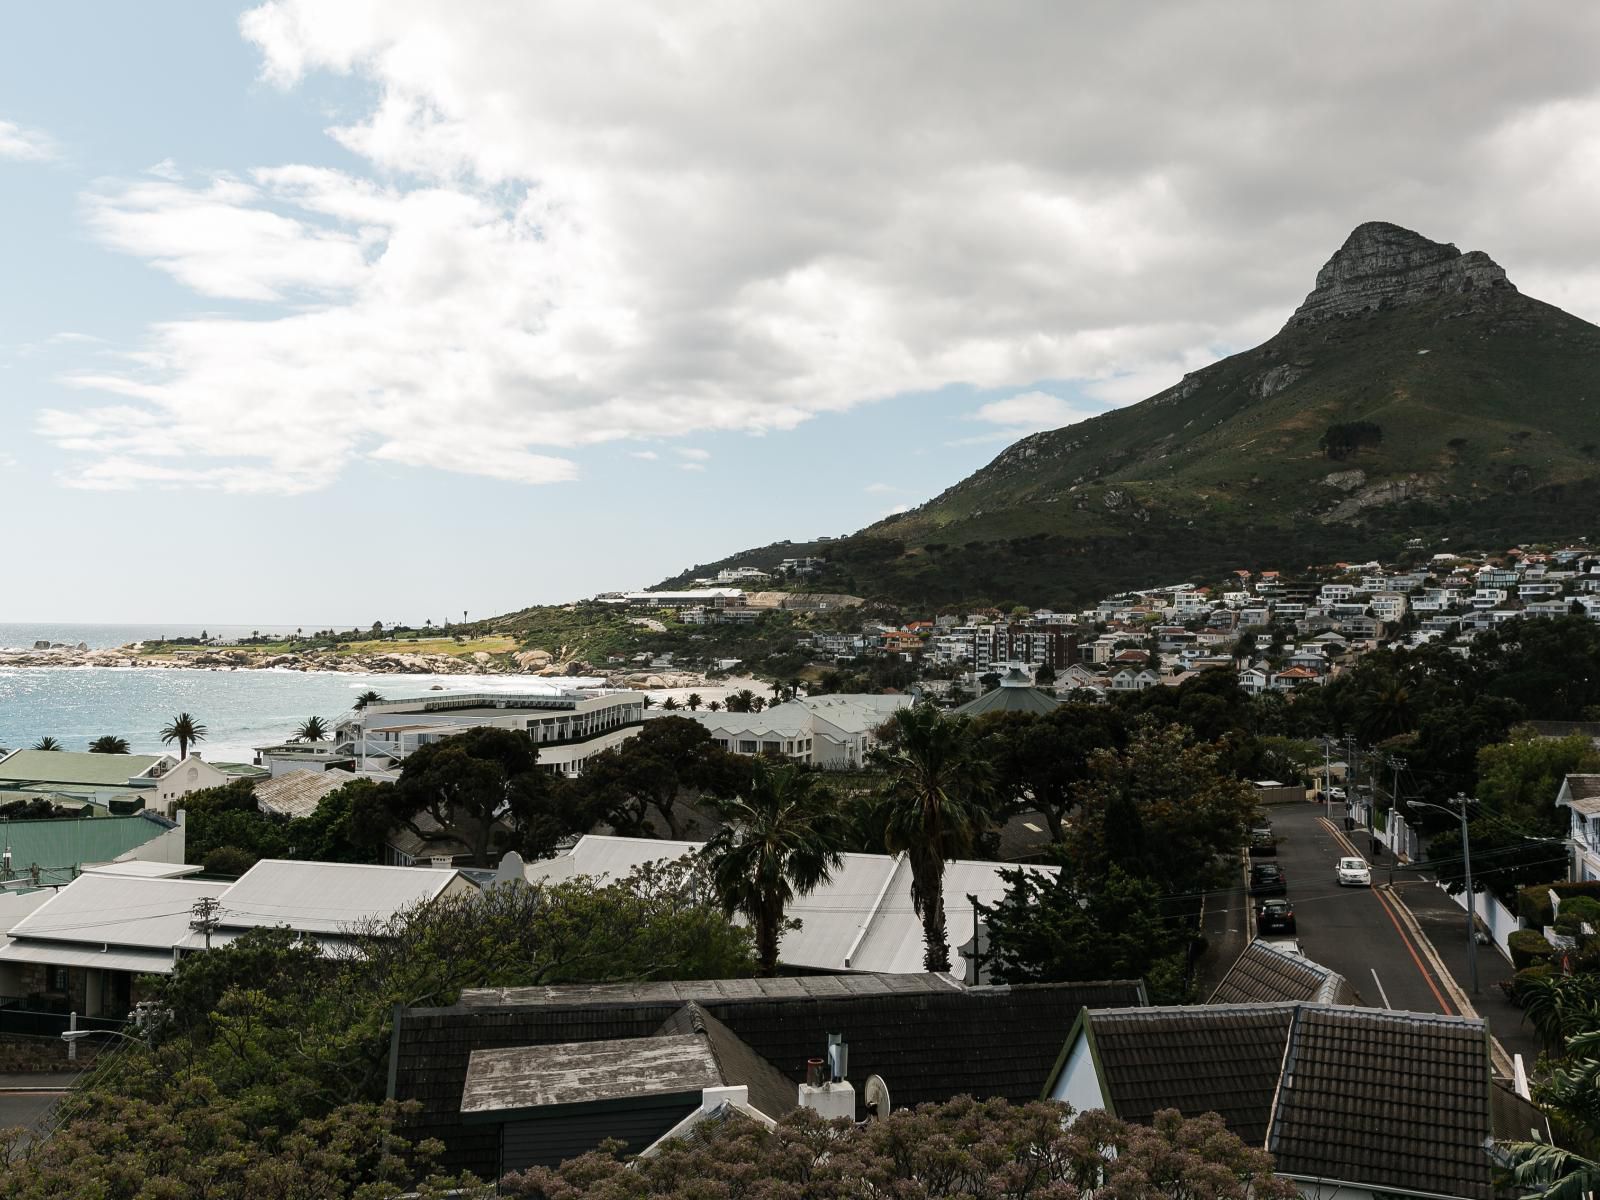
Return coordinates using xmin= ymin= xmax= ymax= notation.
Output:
xmin=654 ymin=1003 xmax=796 ymax=1121
xmin=1562 ymin=774 xmax=1600 ymax=806
xmin=1269 ymin=1006 xmax=1492 ymax=1200
xmin=1076 ymin=1003 xmax=1494 ymax=1200
xmin=395 ymin=972 xmax=1144 ymax=1178
xmin=1087 ymin=1005 xmax=1296 ymax=1145
xmin=1208 ymin=941 xmax=1356 ymax=1006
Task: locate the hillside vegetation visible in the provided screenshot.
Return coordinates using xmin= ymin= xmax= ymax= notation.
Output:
xmin=667 ymin=223 xmax=1600 ymax=608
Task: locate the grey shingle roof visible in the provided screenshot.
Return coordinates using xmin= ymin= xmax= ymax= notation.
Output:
xmin=1268 ymin=1006 xmax=1492 ymax=1200
xmin=1087 ymin=1004 xmax=1296 ymax=1145
xmin=653 ymin=1002 xmax=796 ymax=1121
xmin=395 ymin=972 xmax=1144 ymax=1179
xmin=1562 ymin=774 xmax=1600 ymax=815
xmin=1208 ymin=941 xmax=1356 ymax=1006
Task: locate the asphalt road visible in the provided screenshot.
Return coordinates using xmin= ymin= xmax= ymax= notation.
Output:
xmin=0 ymin=1089 xmax=66 ymax=1145
xmin=1261 ymin=800 xmax=1460 ymax=1017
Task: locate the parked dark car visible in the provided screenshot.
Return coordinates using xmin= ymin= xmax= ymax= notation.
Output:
xmin=1249 ymin=827 xmax=1276 ymax=857
xmin=1257 ymin=898 xmax=1296 ymax=934
xmin=1249 ymin=862 xmax=1287 ymax=896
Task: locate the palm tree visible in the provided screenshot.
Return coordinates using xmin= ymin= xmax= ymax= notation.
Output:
xmin=296 ymin=716 xmax=329 ymax=742
xmin=159 ymin=712 xmax=207 ymax=760
xmin=686 ymin=693 xmax=703 ymax=711
xmin=750 ymin=695 xmax=766 ymax=713
xmin=703 ymin=760 xmax=847 ymax=975
xmin=726 ymin=689 xmax=756 ymax=713
xmin=661 ymin=697 xmax=680 ymax=711
xmin=88 ymin=735 xmax=130 ymax=754
xmin=31 ymin=736 xmax=62 ymax=752
xmin=354 ymin=690 xmax=384 ymax=710
xmin=708 ymin=700 xmax=722 ymax=712
xmin=872 ymin=705 xmax=994 ymax=972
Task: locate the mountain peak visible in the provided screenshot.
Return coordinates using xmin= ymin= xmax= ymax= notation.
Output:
xmin=1287 ymin=221 xmax=1514 ymax=327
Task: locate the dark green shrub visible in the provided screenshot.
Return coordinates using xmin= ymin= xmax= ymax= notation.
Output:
xmin=1511 ymin=964 xmax=1552 ymax=1006
xmin=1509 ymin=928 xmax=1556 ymax=970
xmin=1517 ymin=880 xmax=1600 ymax=927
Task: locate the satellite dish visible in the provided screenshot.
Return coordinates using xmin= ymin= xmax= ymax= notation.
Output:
xmin=863 ymin=1074 xmax=891 ymax=1120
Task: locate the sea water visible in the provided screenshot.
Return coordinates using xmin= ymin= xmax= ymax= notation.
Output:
xmin=0 ymin=625 xmax=592 ymax=762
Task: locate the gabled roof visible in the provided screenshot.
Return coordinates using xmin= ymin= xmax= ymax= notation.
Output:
xmin=1076 ymin=1004 xmax=1296 ymax=1145
xmin=1269 ymin=1005 xmax=1492 ymax=1199
xmin=0 ymin=872 xmax=228 ymax=974
xmin=1208 ymin=941 xmax=1355 ymax=1006
xmin=394 ymin=973 xmax=1145 ymax=1180
xmin=0 ymin=813 xmax=176 ymax=884
xmin=1060 ymin=1003 xmax=1493 ymax=1200
xmin=1559 ymin=774 xmax=1600 ymax=816
xmin=653 ymin=1002 xmax=796 ymax=1120
xmin=216 ymin=859 xmax=464 ymax=935
xmin=254 ymin=768 xmax=356 ymax=818
xmin=0 ymin=750 xmax=164 ymax=788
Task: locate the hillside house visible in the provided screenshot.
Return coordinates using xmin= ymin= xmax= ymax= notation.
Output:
xmin=1557 ymin=774 xmax=1600 ymax=882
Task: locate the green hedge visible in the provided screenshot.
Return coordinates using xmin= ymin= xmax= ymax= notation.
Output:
xmin=1517 ymin=880 xmax=1600 ymax=927
xmin=1511 ymin=964 xmax=1552 ymax=1005
xmin=1508 ymin=928 xmax=1556 ymax=970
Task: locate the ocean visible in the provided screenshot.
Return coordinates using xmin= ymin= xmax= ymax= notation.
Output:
xmin=0 ymin=623 xmax=580 ymax=764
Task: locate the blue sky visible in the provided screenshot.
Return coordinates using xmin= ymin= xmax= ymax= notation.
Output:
xmin=3 ymin=4 xmax=1598 ymax=624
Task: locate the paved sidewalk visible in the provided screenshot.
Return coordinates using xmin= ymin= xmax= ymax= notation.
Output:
xmin=0 ymin=1071 xmax=84 ymax=1091
xmin=1383 ymin=861 xmax=1544 ymax=1068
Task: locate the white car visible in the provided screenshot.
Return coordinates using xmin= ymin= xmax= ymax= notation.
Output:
xmin=1336 ymin=856 xmax=1371 ymax=887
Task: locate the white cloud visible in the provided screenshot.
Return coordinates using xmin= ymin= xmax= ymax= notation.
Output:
xmin=145 ymin=158 xmax=183 ymax=181
xmin=973 ymin=391 xmax=1083 ymax=429
xmin=863 ymin=482 xmax=896 ymax=493
xmin=883 ymin=503 xmax=911 ymax=516
xmin=676 ymin=447 xmax=711 ymax=461
xmin=0 ymin=119 xmax=56 ymax=162
xmin=36 ymin=3 xmax=1600 ymax=493
xmin=679 ymin=462 xmax=706 ymax=472
xmin=628 ymin=449 xmax=659 ymax=460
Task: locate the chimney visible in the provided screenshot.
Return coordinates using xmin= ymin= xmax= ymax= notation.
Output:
xmin=797 ymin=1033 xmax=855 ymax=1120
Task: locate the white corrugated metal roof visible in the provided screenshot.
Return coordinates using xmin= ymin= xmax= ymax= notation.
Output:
xmin=527 ymin=835 xmax=1054 ymax=975
xmin=83 ymin=861 xmax=204 ymax=879
xmin=217 ymin=859 xmax=462 ymax=934
xmin=0 ymin=939 xmax=177 ymax=974
xmin=524 ymin=835 xmax=702 ymax=886
xmin=0 ymin=889 xmax=55 ymax=946
xmin=4 ymin=874 xmax=229 ymax=950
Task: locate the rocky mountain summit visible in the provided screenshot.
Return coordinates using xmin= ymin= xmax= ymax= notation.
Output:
xmin=684 ymin=221 xmax=1600 ymax=607
xmin=1286 ymin=220 xmax=1514 ymax=327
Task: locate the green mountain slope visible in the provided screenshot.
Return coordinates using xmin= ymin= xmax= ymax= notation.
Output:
xmin=667 ymin=223 xmax=1600 ymax=607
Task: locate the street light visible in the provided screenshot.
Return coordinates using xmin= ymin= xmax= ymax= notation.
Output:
xmin=1406 ymin=792 xmax=1479 ymax=995
xmin=59 ymin=1025 xmax=145 ymax=1061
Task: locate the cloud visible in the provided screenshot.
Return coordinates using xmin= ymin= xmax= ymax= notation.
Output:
xmin=973 ymin=391 xmax=1083 ymax=430
xmin=628 ymin=449 xmax=659 ymax=460
xmin=679 ymin=462 xmax=706 ymax=472
xmin=863 ymin=482 xmax=896 ymax=493
xmin=37 ymin=3 xmax=1600 ymax=493
xmin=145 ymin=158 xmax=184 ymax=181
xmin=675 ymin=447 xmax=711 ymax=461
xmin=0 ymin=119 xmax=56 ymax=162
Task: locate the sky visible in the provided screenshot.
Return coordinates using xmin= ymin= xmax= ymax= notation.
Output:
xmin=3 ymin=3 xmax=1600 ymax=624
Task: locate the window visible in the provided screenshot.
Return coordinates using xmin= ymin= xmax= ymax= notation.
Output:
xmin=739 ymin=740 xmax=758 ymax=754
xmin=715 ymin=738 xmax=730 ymax=750
xmin=761 ymin=741 xmax=781 ymax=755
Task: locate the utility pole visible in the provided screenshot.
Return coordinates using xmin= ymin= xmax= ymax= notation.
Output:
xmin=190 ymin=895 xmax=221 ymax=951
xmin=1456 ymin=792 xmax=1479 ymax=996
xmin=1323 ymin=737 xmax=1333 ymax=822
xmin=1385 ymin=755 xmax=1407 ymax=882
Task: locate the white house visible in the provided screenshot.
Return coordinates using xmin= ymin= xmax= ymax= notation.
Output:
xmin=334 ymin=689 xmax=647 ymax=778
xmin=687 ymin=694 xmax=909 ymax=770
xmin=1557 ymin=774 xmax=1600 ymax=882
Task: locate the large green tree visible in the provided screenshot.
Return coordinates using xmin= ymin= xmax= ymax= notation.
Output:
xmin=970 ymin=703 xmax=1128 ymax=842
xmin=386 ymin=725 xmax=582 ymax=866
xmin=87 ymin=735 xmax=130 ymax=754
xmin=703 ymin=759 xmax=846 ymax=974
xmin=575 ymin=717 xmax=742 ymax=839
xmin=871 ymin=705 xmax=994 ymax=972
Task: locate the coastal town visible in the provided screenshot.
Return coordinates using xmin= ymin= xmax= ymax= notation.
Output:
xmin=2 ymin=539 xmax=1600 ymax=1196
xmin=8 ymin=6 xmax=1600 ymax=1197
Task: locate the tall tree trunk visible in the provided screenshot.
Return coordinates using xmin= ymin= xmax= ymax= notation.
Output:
xmin=918 ymin=865 xmax=950 ymax=973
xmin=756 ymin=893 xmax=783 ymax=976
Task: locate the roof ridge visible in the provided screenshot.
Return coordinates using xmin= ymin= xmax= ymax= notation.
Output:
xmin=1263 ymin=1002 xmax=1306 ymax=1153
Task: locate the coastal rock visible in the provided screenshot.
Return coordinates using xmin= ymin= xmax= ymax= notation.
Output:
xmin=1287 ymin=222 xmax=1513 ymax=328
